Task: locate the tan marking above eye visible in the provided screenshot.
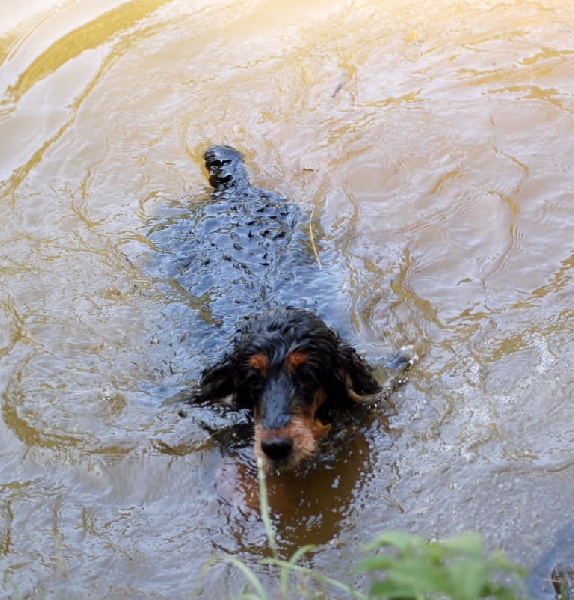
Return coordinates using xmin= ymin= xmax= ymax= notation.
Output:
xmin=287 ymin=351 xmax=307 ymax=371
xmin=248 ymin=353 xmax=268 ymax=374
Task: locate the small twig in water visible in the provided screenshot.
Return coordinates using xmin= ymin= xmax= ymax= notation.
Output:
xmin=308 ymin=209 xmax=322 ymax=269
xmin=331 ymin=81 xmax=344 ymax=98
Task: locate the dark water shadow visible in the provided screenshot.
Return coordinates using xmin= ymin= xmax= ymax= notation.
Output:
xmin=157 ymin=403 xmax=397 ymax=558
xmin=527 ymin=520 xmax=574 ymax=599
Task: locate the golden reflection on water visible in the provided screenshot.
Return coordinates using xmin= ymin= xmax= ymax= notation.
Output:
xmin=0 ymin=0 xmax=573 ymax=597
xmin=4 ymin=0 xmax=172 ymax=105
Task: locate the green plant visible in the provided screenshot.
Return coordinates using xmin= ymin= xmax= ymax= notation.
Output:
xmin=196 ymin=459 xmax=526 ymax=600
xmin=358 ymin=530 xmax=526 ymax=600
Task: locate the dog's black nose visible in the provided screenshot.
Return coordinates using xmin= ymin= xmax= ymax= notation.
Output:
xmin=261 ymin=437 xmax=293 ymax=461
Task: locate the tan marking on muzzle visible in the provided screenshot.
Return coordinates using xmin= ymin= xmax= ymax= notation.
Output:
xmin=254 ymin=415 xmax=317 ymax=472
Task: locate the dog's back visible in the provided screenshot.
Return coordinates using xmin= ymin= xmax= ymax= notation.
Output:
xmin=198 ymin=145 xmax=303 ymax=319
xmin=147 ymin=145 xmax=318 ymax=333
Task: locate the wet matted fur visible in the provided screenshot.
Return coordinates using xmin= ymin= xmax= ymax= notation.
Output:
xmin=188 ymin=145 xmax=414 ymax=472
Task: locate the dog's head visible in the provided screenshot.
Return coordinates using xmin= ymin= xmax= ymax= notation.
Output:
xmin=192 ymin=308 xmax=381 ymax=472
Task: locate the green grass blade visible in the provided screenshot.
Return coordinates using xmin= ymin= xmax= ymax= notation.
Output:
xmin=257 ymin=457 xmax=278 ymax=559
xmin=261 ymin=558 xmax=368 ymax=599
xmin=216 ymin=556 xmax=269 ymax=600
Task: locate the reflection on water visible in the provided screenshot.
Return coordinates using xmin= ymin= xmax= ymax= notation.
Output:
xmin=0 ymin=0 xmax=573 ymax=597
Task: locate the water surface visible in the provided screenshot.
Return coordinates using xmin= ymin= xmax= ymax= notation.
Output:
xmin=0 ymin=0 xmax=573 ymax=597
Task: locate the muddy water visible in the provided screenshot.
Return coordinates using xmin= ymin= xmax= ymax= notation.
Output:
xmin=0 ymin=0 xmax=573 ymax=597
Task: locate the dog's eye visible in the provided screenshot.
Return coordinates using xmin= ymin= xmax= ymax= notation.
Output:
xmin=292 ymin=363 xmax=318 ymax=388
xmin=286 ymin=351 xmax=307 ymax=372
xmin=247 ymin=353 xmax=268 ymax=376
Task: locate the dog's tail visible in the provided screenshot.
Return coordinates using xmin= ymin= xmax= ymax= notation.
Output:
xmin=204 ymin=145 xmax=251 ymax=193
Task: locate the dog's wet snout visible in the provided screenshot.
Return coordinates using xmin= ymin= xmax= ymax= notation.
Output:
xmin=261 ymin=437 xmax=293 ymax=461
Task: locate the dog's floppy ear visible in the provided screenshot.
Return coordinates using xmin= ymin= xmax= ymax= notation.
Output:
xmin=337 ymin=343 xmax=381 ymax=399
xmin=191 ymin=354 xmax=236 ymax=404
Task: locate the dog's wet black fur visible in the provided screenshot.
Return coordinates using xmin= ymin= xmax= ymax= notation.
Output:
xmin=148 ymin=145 xmax=321 ymax=335
xmin=152 ymin=145 xmax=415 ymax=472
xmin=192 ymin=306 xmax=389 ymax=471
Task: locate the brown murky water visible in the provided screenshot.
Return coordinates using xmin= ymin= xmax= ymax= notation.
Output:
xmin=1 ymin=0 xmax=573 ymax=597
